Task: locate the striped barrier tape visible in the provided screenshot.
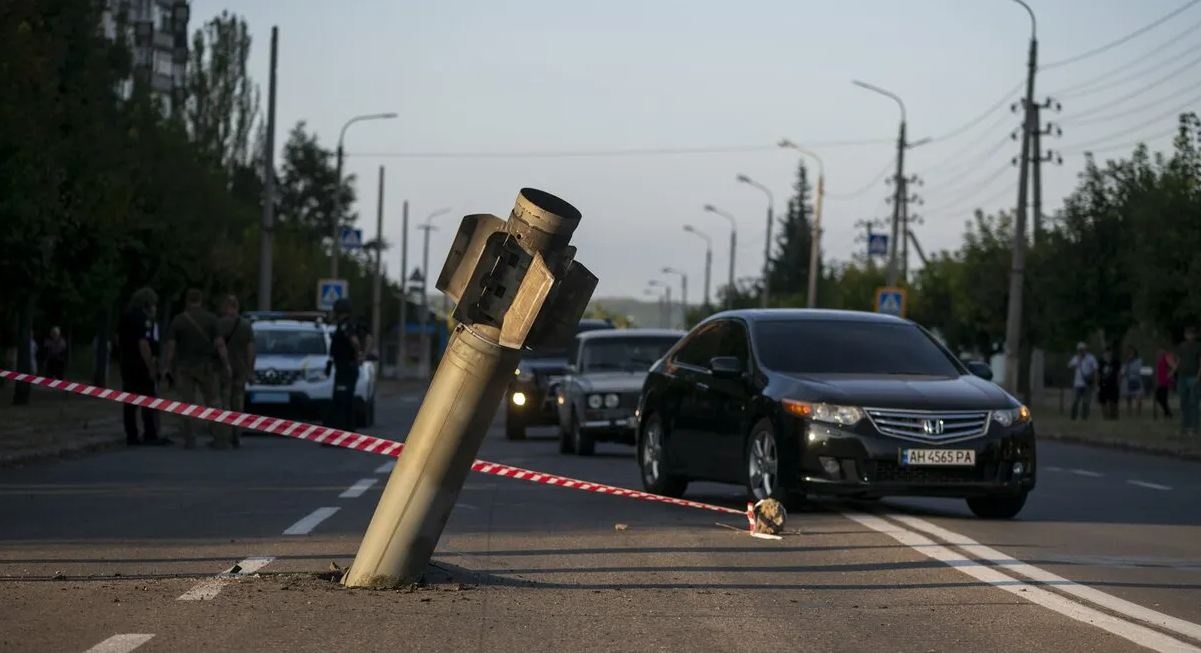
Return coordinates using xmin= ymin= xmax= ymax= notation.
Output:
xmin=0 ymin=369 xmax=749 ymax=520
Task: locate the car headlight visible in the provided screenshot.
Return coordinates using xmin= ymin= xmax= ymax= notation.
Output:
xmin=782 ymin=399 xmax=863 ymax=426
xmin=587 ymin=394 xmax=603 ymax=409
xmin=604 ymin=393 xmax=620 ymax=408
xmin=305 ymin=367 xmax=326 ymax=382
xmin=991 ymin=405 xmax=1031 ymax=427
xmin=512 ymin=391 xmax=527 ymax=407
xmin=514 ymin=367 xmax=534 ymax=383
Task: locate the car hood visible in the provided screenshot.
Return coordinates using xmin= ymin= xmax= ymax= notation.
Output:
xmin=774 ymin=372 xmax=1015 ymax=409
xmin=576 ymin=371 xmax=648 ymax=393
xmin=255 ymin=354 xmax=325 ymax=372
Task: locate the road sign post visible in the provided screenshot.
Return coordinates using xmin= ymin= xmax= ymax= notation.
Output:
xmin=317 ymin=279 xmax=349 ymax=311
xmin=874 ymin=286 xmax=907 ymax=317
xmin=344 ymin=188 xmax=597 ymax=588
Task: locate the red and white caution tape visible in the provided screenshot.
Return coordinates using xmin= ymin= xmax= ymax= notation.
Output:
xmin=1 ymin=369 xmax=748 ymax=520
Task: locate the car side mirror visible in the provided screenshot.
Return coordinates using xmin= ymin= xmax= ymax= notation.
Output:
xmin=565 ymin=363 xmax=577 ymax=374
xmin=709 ymin=356 xmax=744 ymax=379
xmin=966 ymin=361 xmax=993 ymax=381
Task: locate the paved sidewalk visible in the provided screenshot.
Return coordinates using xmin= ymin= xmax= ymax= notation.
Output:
xmin=0 ymin=384 xmax=124 ymax=466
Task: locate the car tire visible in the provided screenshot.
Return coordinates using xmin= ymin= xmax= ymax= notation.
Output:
xmin=505 ymin=409 xmax=526 ymax=440
xmin=966 ymin=492 xmax=1027 ymax=519
xmin=638 ymin=412 xmax=687 ymax=498
xmin=558 ymin=411 xmax=576 ymax=454
xmin=572 ymin=414 xmax=595 ymax=456
xmin=744 ymin=419 xmax=788 ymax=505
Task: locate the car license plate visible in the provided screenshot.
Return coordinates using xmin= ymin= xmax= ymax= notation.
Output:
xmin=251 ymin=392 xmax=290 ymax=405
xmin=900 ymin=449 xmax=975 ymax=466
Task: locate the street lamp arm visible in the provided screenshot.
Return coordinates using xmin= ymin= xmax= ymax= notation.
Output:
xmin=703 ymin=205 xmax=737 ymax=231
xmin=339 ymin=112 xmax=399 ymax=148
xmin=777 ymin=141 xmax=825 ymax=179
xmin=737 ymin=175 xmax=774 ymax=207
xmin=1012 ymin=0 xmax=1036 ymax=39
xmin=424 ymin=207 xmax=451 ymax=227
xmin=683 ymin=225 xmax=713 ymax=248
xmin=852 ymin=80 xmax=906 ymax=124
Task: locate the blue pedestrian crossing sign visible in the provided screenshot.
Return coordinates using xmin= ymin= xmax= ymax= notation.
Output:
xmin=317 ymin=278 xmax=349 ymax=311
xmin=339 ymin=226 xmax=364 ymax=250
xmin=868 ymin=233 xmax=888 ymax=257
xmin=874 ymin=286 xmax=907 ymax=317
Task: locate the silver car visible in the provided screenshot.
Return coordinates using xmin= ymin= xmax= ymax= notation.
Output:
xmin=554 ymin=328 xmax=684 ymax=455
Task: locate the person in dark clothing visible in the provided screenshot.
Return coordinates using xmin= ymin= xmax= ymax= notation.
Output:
xmin=326 ymin=298 xmax=362 ymax=432
xmin=118 ymin=287 xmax=170 ymax=446
xmin=1097 ymin=347 xmax=1121 ymax=420
xmin=42 ymin=326 xmax=68 ymax=380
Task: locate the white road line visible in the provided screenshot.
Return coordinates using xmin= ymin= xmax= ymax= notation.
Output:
xmin=1043 ymin=465 xmax=1064 ymax=472
xmin=1128 ymin=480 xmax=1173 ymax=491
xmin=374 ymin=460 xmax=396 ymax=474
xmin=283 ymin=507 xmax=340 ymax=535
xmin=177 ymin=556 xmax=274 ymax=601
xmin=889 ymin=514 xmax=1201 ymax=645
xmin=1070 ymin=468 xmax=1104 ymax=477
xmin=845 ymin=512 xmax=1201 ymax=653
xmin=339 ymin=478 xmax=378 ymax=499
xmin=83 ymin=634 xmax=155 ymax=653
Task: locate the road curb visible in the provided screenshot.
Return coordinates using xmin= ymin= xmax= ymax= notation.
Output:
xmin=0 ymin=421 xmax=125 ymax=468
xmin=1039 ymin=431 xmax=1201 ymax=462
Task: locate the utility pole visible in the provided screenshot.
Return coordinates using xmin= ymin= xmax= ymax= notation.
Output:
xmin=703 ymin=205 xmax=738 ymax=309
xmin=345 ymin=188 xmax=596 ymax=587
xmin=257 ymin=26 xmax=278 ymax=311
xmin=396 ymin=200 xmax=408 ymax=379
xmin=683 ymin=225 xmax=712 ymax=311
xmin=889 ymin=124 xmax=906 ymax=286
xmin=371 ymin=166 xmax=385 ymax=358
xmin=418 ymin=223 xmax=433 ymax=380
xmin=1003 ymin=0 xmax=1038 ymax=395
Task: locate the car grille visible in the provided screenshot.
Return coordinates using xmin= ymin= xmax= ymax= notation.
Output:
xmin=254 ymin=369 xmax=303 ymax=386
xmin=872 ymin=461 xmax=994 ymax=484
xmin=864 ymin=408 xmax=990 ymax=444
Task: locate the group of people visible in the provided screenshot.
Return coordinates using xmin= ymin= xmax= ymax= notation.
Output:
xmin=118 ymin=288 xmax=254 ymax=449
xmin=1068 ymin=326 xmax=1201 ymax=435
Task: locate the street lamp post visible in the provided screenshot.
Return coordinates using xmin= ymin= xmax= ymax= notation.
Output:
xmin=852 ymin=81 xmax=907 ymax=288
xmin=416 ymin=207 xmax=451 ymax=380
xmin=683 ymin=225 xmax=713 ymax=311
xmin=1003 ymin=0 xmax=1039 ymax=396
xmin=735 ymin=174 xmax=774 ymax=308
xmin=647 ymin=280 xmax=672 ymax=328
xmin=331 ymin=112 xmax=397 ymax=279
xmin=775 ymin=142 xmax=826 ymax=308
xmin=662 ymin=267 xmax=688 ymax=329
xmin=703 ymin=205 xmax=738 ymax=310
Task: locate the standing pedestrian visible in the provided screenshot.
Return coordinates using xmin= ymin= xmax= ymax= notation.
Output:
xmin=1154 ymin=347 xmax=1176 ymax=419
xmin=163 ymin=289 xmax=232 ymax=449
xmin=42 ymin=326 xmax=68 ymax=380
xmin=218 ymin=295 xmax=254 ymax=449
xmin=118 ymin=288 xmax=169 ymax=446
xmin=326 ymin=298 xmax=362 ymax=432
xmin=1068 ymin=341 xmax=1099 ymax=421
xmin=1176 ymin=326 xmax=1201 ymax=436
xmin=1120 ymin=346 xmax=1144 ymax=418
xmin=1097 ymin=347 xmax=1121 ymax=420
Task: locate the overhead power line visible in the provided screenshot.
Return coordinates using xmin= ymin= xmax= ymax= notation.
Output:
xmin=1052 ymin=14 xmax=1201 ymax=98
xmin=1041 ymin=0 xmax=1201 ymax=70
xmin=1069 ymin=85 xmax=1201 ymax=128
xmin=925 ymin=180 xmax=1019 ymax=221
xmin=826 ymin=157 xmax=896 ymax=200
xmin=925 ymin=80 xmax=1024 ymax=143
xmin=1060 ymin=50 xmax=1201 ymax=122
xmin=348 ymin=137 xmax=893 ymax=160
xmin=1065 ymin=125 xmax=1182 ymax=156
xmin=1062 ymin=105 xmax=1200 ymax=153
xmin=924 ymin=162 xmax=1013 ymax=215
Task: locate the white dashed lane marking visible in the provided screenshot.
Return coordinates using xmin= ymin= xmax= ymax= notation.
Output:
xmin=177 ymin=557 xmax=275 ymax=601
xmin=83 ymin=634 xmax=154 ymax=653
xmin=1069 ymin=468 xmax=1104 ymax=477
xmin=283 ymin=507 xmax=340 ymax=535
xmin=1127 ymin=479 xmax=1173 ymax=491
xmin=339 ymin=478 xmax=378 ymax=499
xmin=374 ymin=460 xmax=395 ymax=474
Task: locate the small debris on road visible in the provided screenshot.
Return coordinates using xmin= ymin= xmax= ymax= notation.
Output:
xmin=614 ymin=523 xmax=629 ymax=531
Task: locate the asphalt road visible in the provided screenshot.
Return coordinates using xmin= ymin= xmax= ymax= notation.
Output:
xmin=1 ymin=385 xmax=1200 ymax=653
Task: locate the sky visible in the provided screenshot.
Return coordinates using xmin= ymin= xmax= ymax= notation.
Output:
xmin=191 ymin=0 xmax=1200 ymax=302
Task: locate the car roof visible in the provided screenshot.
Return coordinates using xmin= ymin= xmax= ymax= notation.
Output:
xmin=251 ymin=320 xmax=329 ymax=331
xmin=704 ymin=308 xmax=910 ymax=325
xmin=577 ymin=328 xmax=686 ymax=341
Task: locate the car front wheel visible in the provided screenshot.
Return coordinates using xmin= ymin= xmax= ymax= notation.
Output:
xmin=745 ymin=419 xmax=787 ymax=504
xmin=638 ymin=413 xmax=687 ymax=497
xmin=571 ymin=414 xmax=595 ymax=456
xmin=966 ymin=492 xmax=1027 ymax=519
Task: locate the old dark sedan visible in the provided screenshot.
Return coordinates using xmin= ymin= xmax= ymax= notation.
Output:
xmin=555 ymin=328 xmax=684 ymax=456
xmin=635 ymin=309 xmax=1036 ymax=519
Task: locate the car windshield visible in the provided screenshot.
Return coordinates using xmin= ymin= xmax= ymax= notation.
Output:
xmin=254 ymin=329 xmax=327 ymax=356
xmin=527 ymin=322 xmax=613 ymax=359
xmin=580 ymin=337 xmax=679 ymax=373
xmin=753 ymin=320 xmax=962 ymax=376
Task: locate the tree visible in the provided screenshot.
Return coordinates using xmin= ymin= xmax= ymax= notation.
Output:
xmin=277 ymin=122 xmax=357 ymax=242
xmin=186 ymin=11 xmax=259 ymax=177
xmin=766 ymin=161 xmax=814 ymax=301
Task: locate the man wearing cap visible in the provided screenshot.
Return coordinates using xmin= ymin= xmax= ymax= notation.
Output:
xmin=1068 ymin=341 xmax=1099 ymax=421
xmin=326 ymin=298 xmax=362 ymax=431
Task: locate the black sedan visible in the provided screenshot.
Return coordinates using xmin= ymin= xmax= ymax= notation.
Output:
xmin=635 ymin=309 xmax=1036 ymax=519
